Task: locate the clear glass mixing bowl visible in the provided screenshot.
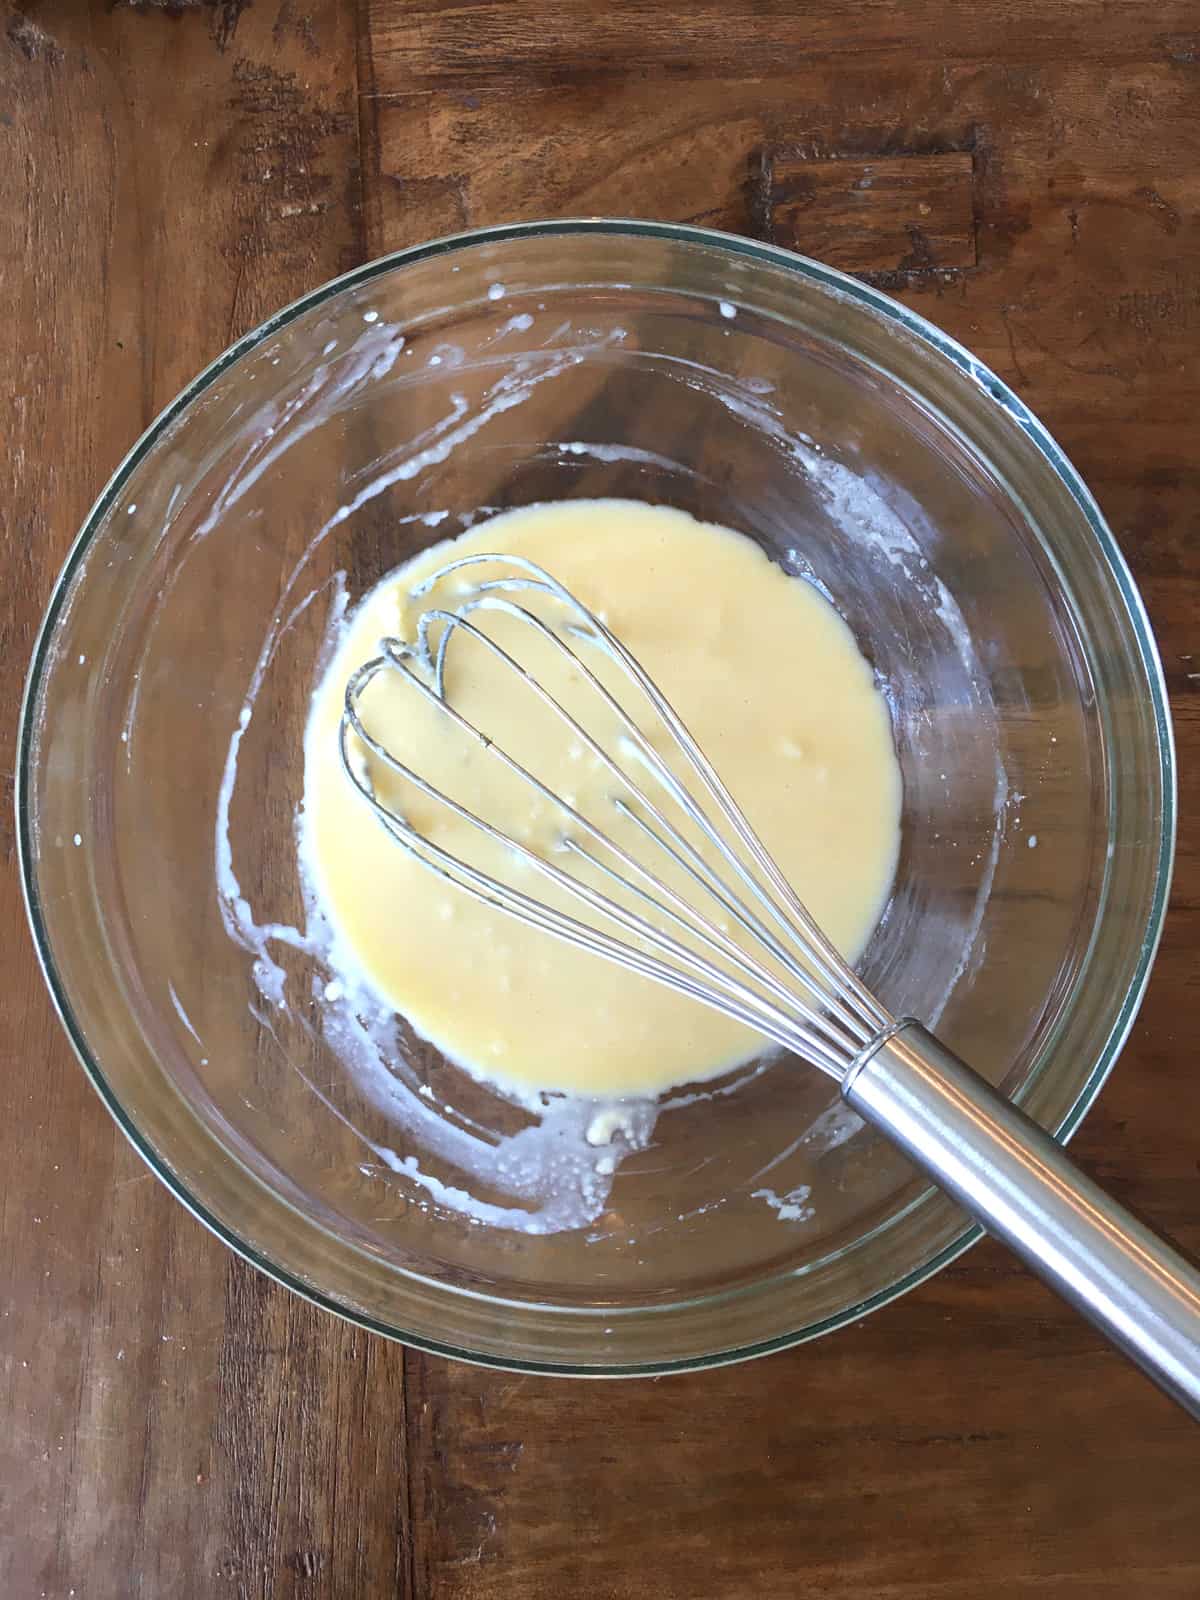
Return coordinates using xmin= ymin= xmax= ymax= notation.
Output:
xmin=19 ymin=222 xmax=1174 ymax=1372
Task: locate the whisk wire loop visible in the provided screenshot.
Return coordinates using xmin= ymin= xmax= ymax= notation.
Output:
xmin=341 ymin=554 xmax=892 ymax=1079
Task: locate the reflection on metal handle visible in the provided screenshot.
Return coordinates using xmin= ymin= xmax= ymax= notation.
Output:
xmin=843 ymin=1022 xmax=1200 ymax=1419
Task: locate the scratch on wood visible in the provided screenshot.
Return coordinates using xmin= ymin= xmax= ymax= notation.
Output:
xmin=118 ymin=0 xmax=252 ymax=53
xmin=1135 ymin=184 xmax=1183 ymax=233
xmin=999 ymin=305 xmax=1030 ymax=387
xmin=1157 ymin=32 xmax=1198 ymax=65
xmin=273 ymin=0 xmax=319 ymax=56
xmin=1117 ymin=281 xmax=1200 ymax=334
xmin=6 ymin=11 xmax=65 ymax=63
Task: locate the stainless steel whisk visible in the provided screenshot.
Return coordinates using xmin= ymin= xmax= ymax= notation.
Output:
xmin=341 ymin=552 xmax=1200 ymax=1416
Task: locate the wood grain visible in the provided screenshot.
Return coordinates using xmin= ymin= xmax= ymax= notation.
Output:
xmin=1 ymin=3 xmax=410 ymax=1596
xmin=3 ymin=0 xmax=1199 ymax=1595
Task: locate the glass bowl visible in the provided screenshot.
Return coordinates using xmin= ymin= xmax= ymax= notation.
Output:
xmin=19 ymin=221 xmax=1174 ymax=1373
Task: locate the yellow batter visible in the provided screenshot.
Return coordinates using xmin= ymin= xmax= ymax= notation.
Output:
xmin=303 ymin=500 xmax=901 ymax=1099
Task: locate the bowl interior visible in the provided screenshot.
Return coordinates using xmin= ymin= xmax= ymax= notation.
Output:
xmin=22 ymin=225 xmax=1170 ymax=1370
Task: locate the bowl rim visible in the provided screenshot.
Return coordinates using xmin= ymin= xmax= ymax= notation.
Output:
xmin=17 ymin=217 xmax=1177 ymax=1376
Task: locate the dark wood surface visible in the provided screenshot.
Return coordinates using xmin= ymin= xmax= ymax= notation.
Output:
xmin=3 ymin=1 xmax=1198 ymax=1594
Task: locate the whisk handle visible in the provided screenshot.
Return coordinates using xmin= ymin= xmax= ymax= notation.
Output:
xmin=844 ymin=1021 xmax=1200 ymax=1419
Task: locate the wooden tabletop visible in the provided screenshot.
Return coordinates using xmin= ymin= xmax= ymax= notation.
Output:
xmin=3 ymin=1 xmax=1198 ymax=1594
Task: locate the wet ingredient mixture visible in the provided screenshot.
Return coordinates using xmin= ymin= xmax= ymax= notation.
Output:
xmin=302 ymin=499 xmax=901 ymax=1099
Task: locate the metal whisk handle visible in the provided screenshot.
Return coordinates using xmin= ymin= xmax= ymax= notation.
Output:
xmin=845 ymin=1023 xmax=1200 ymax=1419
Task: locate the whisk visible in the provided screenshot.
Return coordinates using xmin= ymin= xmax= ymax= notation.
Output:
xmin=341 ymin=552 xmax=1200 ymax=1416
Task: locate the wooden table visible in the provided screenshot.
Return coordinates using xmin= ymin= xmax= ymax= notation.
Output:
xmin=3 ymin=2 xmax=1198 ymax=1593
